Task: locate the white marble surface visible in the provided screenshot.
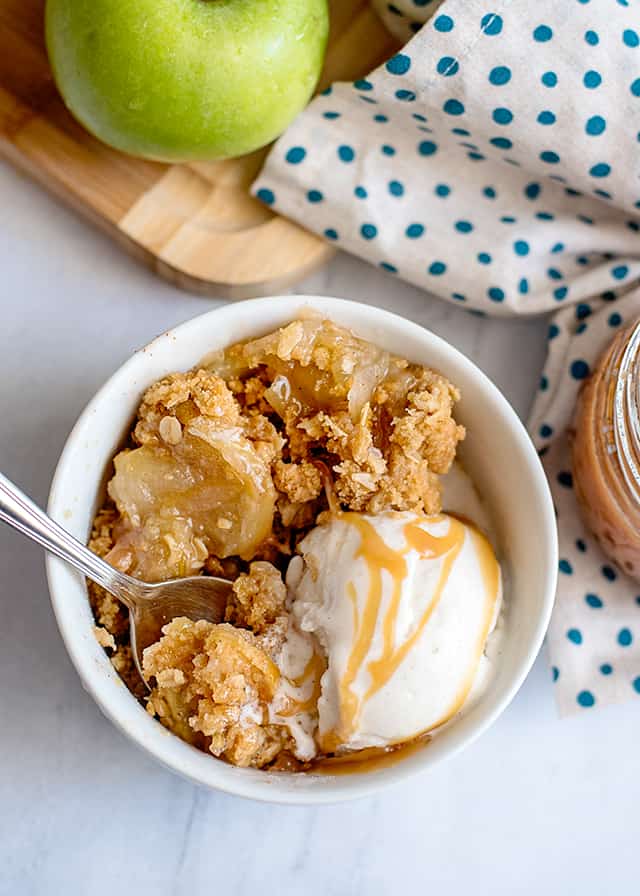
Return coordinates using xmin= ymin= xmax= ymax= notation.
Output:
xmin=1 ymin=160 xmax=639 ymax=895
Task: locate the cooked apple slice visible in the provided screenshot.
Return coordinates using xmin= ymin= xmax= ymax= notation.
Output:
xmin=108 ymin=422 xmax=275 ymax=580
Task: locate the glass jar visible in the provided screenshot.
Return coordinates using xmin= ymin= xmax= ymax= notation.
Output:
xmin=571 ymin=319 xmax=640 ymax=582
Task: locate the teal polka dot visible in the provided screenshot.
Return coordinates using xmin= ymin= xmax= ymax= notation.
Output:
xmin=533 ymin=25 xmax=553 ymax=42
xmin=374 ymin=114 xmax=388 ymax=123
xmin=633 ymin=677 xmax=640 ymax=693
xmin=549 ymin=323 xmax=560 ymax=339
xmin=576 ymin=539 xmax=587 ymax=555
xmin=558 ymin=470 xmax=573 ymax=487
xmin=493 ymin=107 xmax=513 ymax=125
xmin=354 ymin=79 xmax=373 ymax=91
xmin=354 ymin=186 xmax=367 ymax=199
xmin=631 ymin=78 xmax=640 ymax=97
xmin=388 ymin=180 xmax=404 ymax=197
xmin=443 ymin=99 xmax=465 ymax=116
xmin=488 ymin=286 xmax=505 ymax=302
xmin=429 ymin=261 xmax=447 ymax=275
xmin=600 ymin=663 xmax=613 ymax=675
xmin=256 ymin=188 xmax=275 ymax=205
xmin=361 ymin=223 xmax=377 ymax=240
xmin=489 ymin=66 xmax=512 ymax=85
xmin=551 ymin=242 xmax=565 ymax=254
xmin=559 ymin=558 xmax=572 ymax=573
xmin=576 ymin=322 xmax=589 ymax=334
xmin=481 ymin=13 xmax=503 ymax=36
xmin=618 ymin=628 xmax=633 ymax=646
xmin=519 ymin=277 xmax=529 ymax=294
xmin=586 ymin=593 xmax=603 ymax=609
xmin=567 ymin=628 xmax=582 ymax=643
xmin=338 ymin=145 xmax=355 ymax=162
xmin=382 ymin=144 xmax=396 ymax=156
xmin=484 ymin=186 xmax=497 ymax=198
xmin=324 ymin=228 xmax=338 ymax=240
xmin=585 ymin=29 xmax=599 ymax=45
xmin=552 ymin=666 xmax=559 ymax=682
xmin=500 ymin=215 xmax=517 ymax=223
xmin=451 ymin=292 xmax=466 ymax=302
xmin=419 ymin=140 xmax=438 ymax=156
xmin=571 ymin=359 xmax=590 ymax=380
xmin=286 ymin=147 xmax=306 ymax=164
xmin=540 ymin=150 xmax=560 ymax=164
xmin=576 ymin=304 xmax=592 ymax=321
xmin=435 ymin=183 xmax=451 ymax=197
xmin=537 ymin=211 xmax=555 ymax=220
xmin=577 ymin=690 xmax=595 ymax=707
xmin=542 ymin=71 xmax=558 ymax=87
xmin=623 ymin=29 xmax=639 ymax=47
xmin=490 ymin=137 xmax=513 ymax=149
xmin=437 ymin=56 xmax=460 ymax=77
xmin=386 ymin=54 xmax=411 ymax=75
xmin=612 ymin=264 xmax=629 ymax=279
xmin=406 ymin=223 xmax=425 ymax=238
xmin=434 ymin=14 xmax=454 ymax=32
xmin=395 ymin=89 xmax=416 ymax=102
xmin=455 ymin=220 xmax=473 ymax=233
xmin=380 ymin=262 xmax=397 ymax=274
xmin=468 ymin=152 xmax=485 ymax=161
xmin=538 ymin=111 xmax=556 ymax=125
xmin=412 ymin=113 xmax=427 ymax=123
xmin=586 ymin=115 xmax=606 ymax=135
xmin=609 ymin=312 xmax=623 ymax=327
xmin=525 ymin=182 xmax=541 ymax=199
xmin=540 ymin=374 xmax=548 ymax=391
xmin=548 ymin=267 xmax=563 ymax=280
xmin=323 ymin=111 xmax=340 ymax=120
xmin=307 ymin=189 xmax=323 ymax=203
xmin=478 ymin=252 xmax=492 ymax=264
xmin=452 ymin=127 xmax=471 ymax=136
xmin=583 ymin=70 xmax=602 ymax=89
xmin=602 ymin=565 xmax=617 ymax=581
xmin=514 ymin=240 xmax=530 ymax=256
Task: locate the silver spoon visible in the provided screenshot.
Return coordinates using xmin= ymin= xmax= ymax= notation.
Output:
xmin=0 ymin=472 xmax=230 ymax=684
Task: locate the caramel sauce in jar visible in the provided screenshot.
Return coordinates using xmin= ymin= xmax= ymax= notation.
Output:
xmin=571 ymin=320 xmax=640 ymax=580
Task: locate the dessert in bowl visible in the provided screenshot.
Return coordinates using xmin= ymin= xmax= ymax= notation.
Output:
xmin=47 ymin=296 xmax=557 ymax=803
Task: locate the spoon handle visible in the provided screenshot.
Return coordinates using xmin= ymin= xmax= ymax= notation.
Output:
xmin=0 ymin=472 xmax=136 ymax=608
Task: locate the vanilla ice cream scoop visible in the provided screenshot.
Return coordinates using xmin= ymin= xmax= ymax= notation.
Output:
xmin=286 ymin=511 xmax=502 ymax=753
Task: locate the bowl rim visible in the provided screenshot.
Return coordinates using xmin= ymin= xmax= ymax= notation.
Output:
xmin=46 ymin=295 xmax=558 ymax=805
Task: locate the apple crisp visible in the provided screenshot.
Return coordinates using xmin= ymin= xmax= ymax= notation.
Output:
xmin=89 ymin=317 xmax=465 ymax=767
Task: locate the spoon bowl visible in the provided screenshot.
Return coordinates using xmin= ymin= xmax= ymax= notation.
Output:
xmin=128 ymin=576 xmax=230 ymax=680
xmin=0 ymin=471 xmax=230 ymax=682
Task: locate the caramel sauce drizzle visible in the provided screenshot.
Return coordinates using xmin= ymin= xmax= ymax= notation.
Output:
xmin=325 ymin=513 xmax=500 ymax=750
xmin=278 ymin=651 xmax=326 ymax=719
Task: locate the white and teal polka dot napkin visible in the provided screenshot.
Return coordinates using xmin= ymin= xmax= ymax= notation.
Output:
xmin=253 ymin=0 xmax=640 ymax=715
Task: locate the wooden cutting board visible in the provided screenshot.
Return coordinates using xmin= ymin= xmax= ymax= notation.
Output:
xmin=0 ymin=0 xmax=398 ymax=298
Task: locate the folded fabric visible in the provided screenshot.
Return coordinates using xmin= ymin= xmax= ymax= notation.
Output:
xmin=253 ymin=0 xmax=640 ymax=714
xmin=371 ymin=0 xmax=447 ymax=41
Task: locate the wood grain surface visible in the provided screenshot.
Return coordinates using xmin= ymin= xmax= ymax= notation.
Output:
xmin=0 ymin=0 xmax=398 ymax=297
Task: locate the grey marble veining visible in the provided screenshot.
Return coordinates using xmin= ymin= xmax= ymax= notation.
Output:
xmin=1 ymin=162 xmax=638 ymax=896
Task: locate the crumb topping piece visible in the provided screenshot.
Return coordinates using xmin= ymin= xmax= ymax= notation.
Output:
xmin=143 ymin=619 xmax=287 ymax=768
xmin=225 ymin=561 xmax=288 ymax=635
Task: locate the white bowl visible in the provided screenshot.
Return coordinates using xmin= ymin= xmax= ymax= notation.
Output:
xmin=47 ymin=296 xmax=557 ymax=804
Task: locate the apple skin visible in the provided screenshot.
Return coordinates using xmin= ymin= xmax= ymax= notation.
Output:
xmin=45 ymin=0 xmax=329 ymax=162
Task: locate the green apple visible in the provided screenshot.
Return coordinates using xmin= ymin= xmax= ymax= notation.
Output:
xmin=45 ymin=0 xmax=329 ymax=162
